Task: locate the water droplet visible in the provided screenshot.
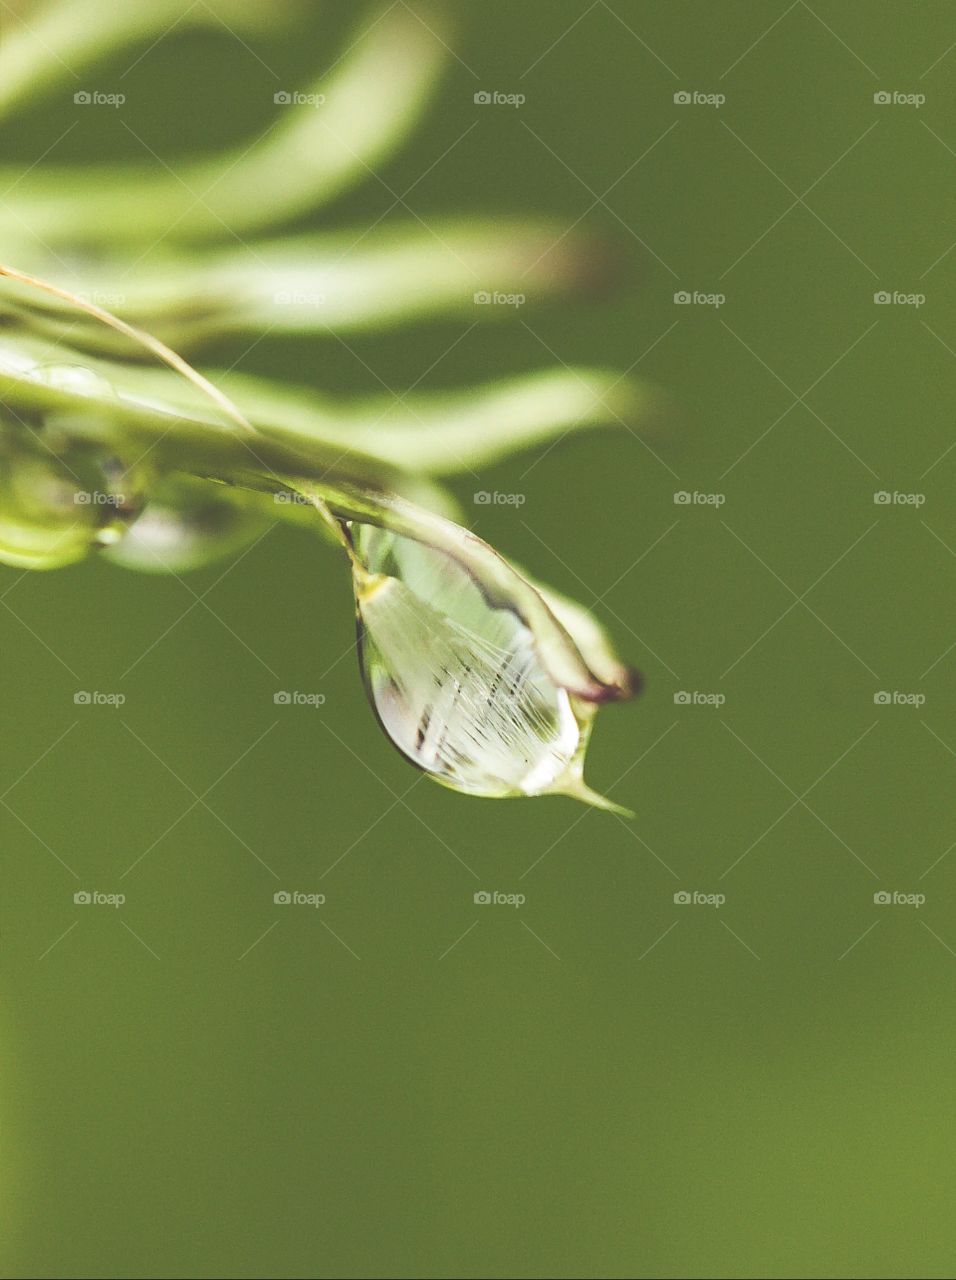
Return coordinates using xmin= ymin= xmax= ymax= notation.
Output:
xmin=0 ymin=426 xmax=145 ymax=570
xmin=350 ymin=523 xmax=625 ymax=809
xmin=29 ymin=364 xmax=116 ymax=400
xmin=103 ymin=477 xmax=269 ymax=573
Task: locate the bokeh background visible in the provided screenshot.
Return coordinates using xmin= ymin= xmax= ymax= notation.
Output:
xmin=2 ymin=1 xmax=956 ymax=1275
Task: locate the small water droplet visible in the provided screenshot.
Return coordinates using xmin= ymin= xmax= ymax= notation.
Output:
xmin=30 ymin=364 xmax=116 ymax=399
xmin=103 ymin=477 xmax=269 ymax=573
xmin=0 ymin=424 xmax=145 ymax=570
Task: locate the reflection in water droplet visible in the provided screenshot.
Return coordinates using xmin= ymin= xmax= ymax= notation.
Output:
xmin=350 ymin=523 xmax=620 ymax=807
xmin=103 ymin=477 xmax=269 ymax=573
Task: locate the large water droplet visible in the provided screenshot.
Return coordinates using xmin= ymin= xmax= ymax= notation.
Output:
xmin=350 ymin=523 xmax=624 ymax=809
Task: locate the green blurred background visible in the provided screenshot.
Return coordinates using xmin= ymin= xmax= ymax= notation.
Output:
xmin=2 ymin=1 xmax=956 ymax=1275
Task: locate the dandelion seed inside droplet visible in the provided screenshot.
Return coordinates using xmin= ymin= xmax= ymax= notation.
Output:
xmin=351 ymin=524 xmax=589 ymax=800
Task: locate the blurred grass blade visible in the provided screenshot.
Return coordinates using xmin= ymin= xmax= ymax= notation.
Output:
xmin=205 ymin=364 xmax=658 ymax=474
xmin=0 ymin=325 xmax=659 ymax=480
xmin=0 ymin=3 xmax=449 ymax=245
xmin=0 ymin=326 xmax=471 ymax=517
xmin=2 ymin=220 xmax=612 ymax=350
xmin=0 ymin=0 xmax=301 ymax=120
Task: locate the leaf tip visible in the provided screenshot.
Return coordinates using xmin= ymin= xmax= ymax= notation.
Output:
xmin=549 ymin=775 xmax=633 ymax=818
